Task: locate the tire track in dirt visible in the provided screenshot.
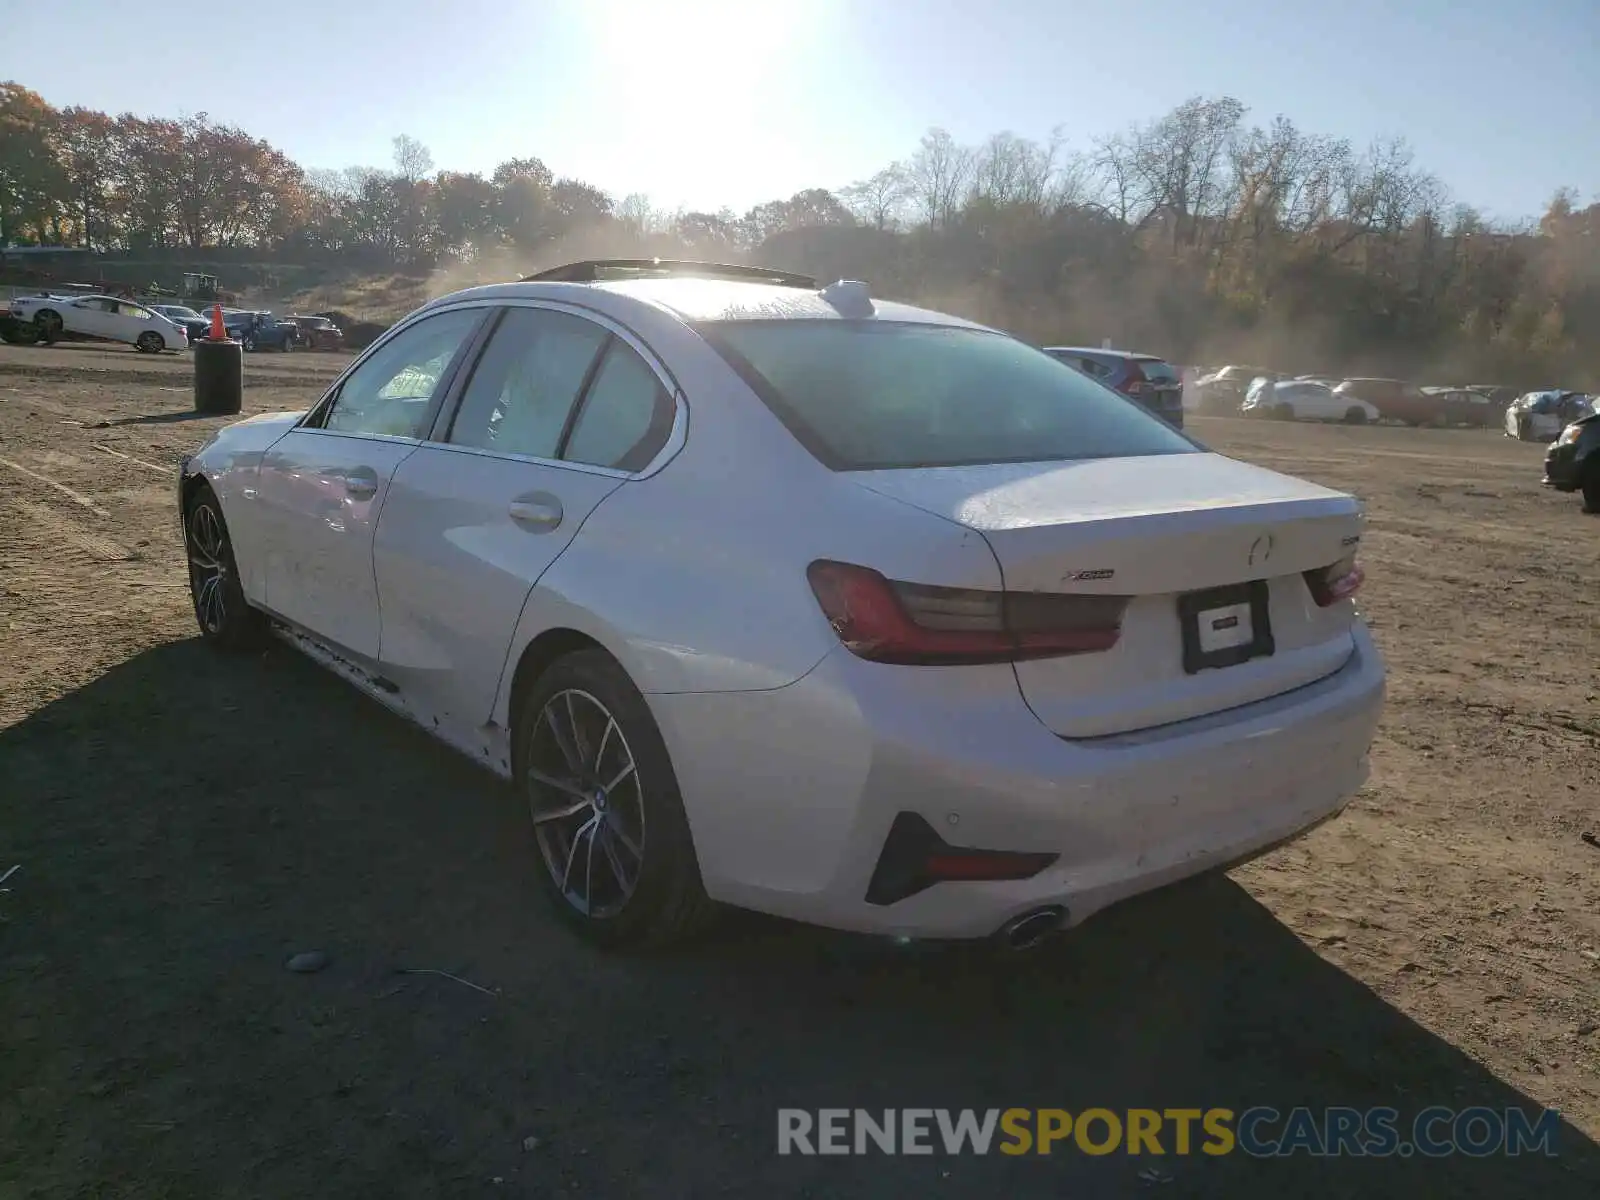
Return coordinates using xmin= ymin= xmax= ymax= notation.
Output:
xmin=0 ymin=390 xmax=106 ymax=424
xmin=92 ymin=444 xmax=170 ymax=475
xmin=0 ymin=455 xmax=110 ymax=517
xmin=0 ymin=359 xmax=343 ymax=390
xmin=5 ymin=497 xmax=137 ymax=562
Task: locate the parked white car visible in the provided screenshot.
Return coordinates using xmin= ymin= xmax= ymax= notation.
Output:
xmin=177 ymin=260 xmax=1386 ymax=950
xmin=1504 ymin=390 xmax=1595 ymax=442
xmin=8 ymin=292 xmax=188 ymax=352
xmin=1243 ymin=378 xmax=1381 ymax=424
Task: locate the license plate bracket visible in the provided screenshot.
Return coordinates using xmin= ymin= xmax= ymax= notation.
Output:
xmin=1178 ymin=580 xmax=1274 ymax=674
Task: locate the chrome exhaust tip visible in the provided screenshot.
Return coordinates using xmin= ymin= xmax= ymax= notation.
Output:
xmin=996 ymin=905 xmax=1067 ymax=952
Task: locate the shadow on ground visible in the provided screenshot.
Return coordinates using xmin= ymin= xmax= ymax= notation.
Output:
xmin=2 ymin=640 xmax=1596 ymax=1198
xmin=92 ymin=411 xmax=217 ymax=426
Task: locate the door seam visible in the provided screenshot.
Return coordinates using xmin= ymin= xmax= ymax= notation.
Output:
xmin=370 ymin=442 xmax=426 ymax=663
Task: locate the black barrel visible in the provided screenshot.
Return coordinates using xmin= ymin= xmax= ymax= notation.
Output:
xmin=194 ymin=336 xmax=243 ymax=416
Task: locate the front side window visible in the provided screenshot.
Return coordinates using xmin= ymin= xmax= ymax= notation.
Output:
xmin=321 ymin=308 xmax=483 ymax=439
xmin=701 ymin=320 xmax=1196 ymax=471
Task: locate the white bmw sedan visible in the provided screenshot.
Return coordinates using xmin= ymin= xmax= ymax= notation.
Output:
xmin=10 ymin=292 xmax=189 ymax=352
xmin=177 ymin=260 xmax=1385 ymax=949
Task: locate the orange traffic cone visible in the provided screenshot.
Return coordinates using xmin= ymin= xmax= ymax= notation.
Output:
xmin=209 ymin=303 xmax=226 ymax=341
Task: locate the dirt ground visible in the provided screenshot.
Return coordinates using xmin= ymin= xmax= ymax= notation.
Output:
xmin=1 ymin=340 xmax=1597 ymax=1199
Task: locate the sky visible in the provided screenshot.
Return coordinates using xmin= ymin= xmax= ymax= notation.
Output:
xmin=5 ymin=0 xmax=1597 ymax=223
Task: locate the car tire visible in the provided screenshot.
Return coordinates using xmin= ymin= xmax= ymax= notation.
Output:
xmin=1517 ymin=418 xmax=1531 ymax=441
xmin=135 ymin=332 xmax=164 ymax=353
xmin=34 ymin=310 xmax=62 ymax=344
xmin=513 ymin=648 xmax=716 ymax=949
xmin=184 ymin=483 xmax=268 ymax=652
xmin=1 ymin=319 xmax=38 ymax=345
xmin=1582 ymin=464 xmax=1600 ymax=514
xmin=242 ymin=335 xmax=256 ymax=352
xmin=1343 ymin=406 xmax=1368 ymax=425
xmin=1273 ymin=403 xmax=1295 ymax=421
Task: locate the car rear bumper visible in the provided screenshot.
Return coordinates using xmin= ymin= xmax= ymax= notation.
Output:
xmin=1542 ymin=444 xmax=1579 ymax=490
xmin=1140 ymin=396 xmax=1184 ymax=429
xmin=651 ymin=623 xmax=1385 ymax=939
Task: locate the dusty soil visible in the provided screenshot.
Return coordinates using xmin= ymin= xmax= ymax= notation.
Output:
xmin=1 ymin=340 xmax=1597 ymax=1198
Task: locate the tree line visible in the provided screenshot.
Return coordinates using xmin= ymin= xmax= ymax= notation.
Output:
xmin=2 ymin=81 xmax=1596 ymax=384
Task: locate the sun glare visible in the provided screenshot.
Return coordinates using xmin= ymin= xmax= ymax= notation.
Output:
xmin=582 ymin=0 xmax=807 ymax=107
xmin=571 ymin=0 xmax=821 ymax=206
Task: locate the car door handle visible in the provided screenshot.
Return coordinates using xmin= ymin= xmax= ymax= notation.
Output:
xmin=509 ymin=497 xmax=563 ymax=531
xmin=343 ymin=467 xmax=380 ymax=499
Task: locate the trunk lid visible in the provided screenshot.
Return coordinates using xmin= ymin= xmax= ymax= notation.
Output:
xmin=852 ymin=453 xmax=1364 ymax=737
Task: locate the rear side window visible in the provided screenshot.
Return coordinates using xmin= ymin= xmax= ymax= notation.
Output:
xmin=448 ymin=307 xmax=608 ymax=458
xmin=562 ymin=343 xmax=675 ymax=472
xmin=701 ymin=321 xmax=1196 ymax=471
xmin=1134 ymin=358 xmax=1180 ymax=384
xmin=1052 ymin=353 xmax=1111 ymax=380
xmin=445 ymin=307 xmax=674 ymax=473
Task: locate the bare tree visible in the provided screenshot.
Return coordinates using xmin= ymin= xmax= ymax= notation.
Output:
xmin=615 ymin=192 xmax=663 ymax=238
xmin=1130 ymin=96 xmax=1246 ymax=249
xmin=1227 ymin=116 xmax=1349 ymax=268
xmin=840 ymin=165 xmax=909 ymax=230
xmin=392 ymin=135 xmax=434 ymax=185
xmin=1324 ymin=136 xmax=1425 ymax=255
xmin=907 ymin=128 xmax=975 ymax=229
xmin=1087 ymin=131 xmax=1155 ymax=227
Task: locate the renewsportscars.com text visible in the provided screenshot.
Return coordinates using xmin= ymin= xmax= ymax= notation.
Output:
xmin=777 ymin=1106 xmax=1561 ymax=1158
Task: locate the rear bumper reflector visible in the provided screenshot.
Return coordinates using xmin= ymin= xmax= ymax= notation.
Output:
xmin=864 ymin=812 xmax=1058 ymax=906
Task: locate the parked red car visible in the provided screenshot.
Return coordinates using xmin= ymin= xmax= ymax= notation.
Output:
xmin=287 ymin=314 xmax=344 ymax=351
xmin=1332 ymin=378 xmax=1438 ymax=425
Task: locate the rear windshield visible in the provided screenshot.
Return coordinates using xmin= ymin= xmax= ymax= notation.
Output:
xmin=1133 ymin=357 xmax=1180 ymax=384
xmin=699 ymin=320 xmax=1197 ymax=471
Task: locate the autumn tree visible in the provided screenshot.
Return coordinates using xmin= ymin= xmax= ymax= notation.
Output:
xmin=2 ymin=81 xmax=1594 ymax=387
xmin=0 ymin=83 xmax=63 ymax=243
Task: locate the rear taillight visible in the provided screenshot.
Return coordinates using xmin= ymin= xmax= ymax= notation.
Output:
xmin=1303 ymin=555 xmax=1364 ymax=606
xmin=806 ymin=560 xmax=1127 ymax=665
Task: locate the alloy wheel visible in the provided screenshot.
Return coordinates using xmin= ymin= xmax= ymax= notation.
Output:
xmin=186 ymin=502 xmax=229 ymax=634
xmin=526 ymin=688 xmax=645 ymax=919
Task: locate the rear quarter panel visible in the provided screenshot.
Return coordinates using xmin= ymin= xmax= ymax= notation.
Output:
xmin=490 ymin=334 xmax=1003 ymax=720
